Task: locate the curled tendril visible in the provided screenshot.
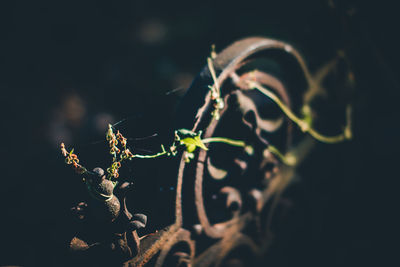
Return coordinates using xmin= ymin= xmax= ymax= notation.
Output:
xmin=246 ymin=80 xmax=352 ymax=144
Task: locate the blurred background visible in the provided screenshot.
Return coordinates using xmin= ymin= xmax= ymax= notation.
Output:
xmin=0 ymin=0 xmax=398 ymax=266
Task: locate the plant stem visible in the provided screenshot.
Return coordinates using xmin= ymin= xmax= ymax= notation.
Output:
xmin=246 ymin=80 xmax=352 ymax=144
xmin=202 ymin=137 xmax=296 ymax=166
xmin=132 ymin=150 xmax=168 ymax=159
xmin=267 ymin=145 xmax=297 ymax=166
xmin=202 ymin=137 xmax=246 ymax=147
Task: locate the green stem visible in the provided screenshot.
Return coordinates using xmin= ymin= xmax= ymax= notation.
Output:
xmin=246 ymin=80 xmax=352 ymax=144
xmin=127 ymin=134 xmax=299 ymax=167
xmin=203 ymin=137 xmax=296 ymax=166
xmin=202 ymin=137 xmax=246 ymax=147
xmin=132 ymin=151 xmax=168 ymax=159
xmin=268 ymin=145 xmax=297 ymax=166
xmin=132 ymin=145 xmax=170 ymax=159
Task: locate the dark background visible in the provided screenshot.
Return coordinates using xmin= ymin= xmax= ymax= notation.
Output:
xmin=0 ymin=0 xmax=398 ymax=266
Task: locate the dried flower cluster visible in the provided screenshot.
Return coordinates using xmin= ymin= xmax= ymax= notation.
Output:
xmin=60 ymin=143 xmax=88 ymax=174
xmin=105 ymin=124 xmax=136 ymax=179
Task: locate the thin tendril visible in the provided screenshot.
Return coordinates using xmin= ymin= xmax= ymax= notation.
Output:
xmin=202 ymin=137 xmax=296 ymax=166
xmin=131 ymin=146 xmax=169 ymax=159
xmin=267 ymin=145 xmax=297 ymax=166
xmin=246 ymin=80 xmax=352 ymax=144
xmin=202 ymin=137 xmax=246 ymax=147
xmin=132 ymin=151 xmax=168 ymax=159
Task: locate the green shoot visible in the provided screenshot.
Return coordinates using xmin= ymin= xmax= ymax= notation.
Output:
xmin=246 ymin=80 xmax=352 ymax=144
xmin=61 ymin=123 xmax=298 ymax=182
xmin=267 ymin=145 xmax=297 ymax=166
xmin=202 ymin=137 xmax=246 ymax=148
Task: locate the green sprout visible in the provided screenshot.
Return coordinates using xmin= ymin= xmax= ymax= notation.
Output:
xmin=174 ymin=129 xmax=208 ymax=162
